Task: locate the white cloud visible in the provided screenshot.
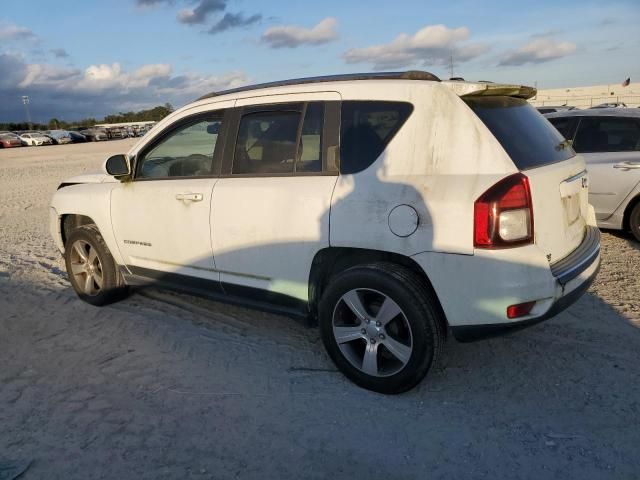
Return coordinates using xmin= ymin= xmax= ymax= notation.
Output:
xmin=262 ymin=17 xmax=338 ymax=48
xmin=0 ymin=53 xmax=248 ymax=121
xmin=344 ymin=24 xmax=488 ymax=70
xmin=0 ymin=22 xmax=37 ymax=41
xmin=499 ymin=37 xmax=577 ymax=66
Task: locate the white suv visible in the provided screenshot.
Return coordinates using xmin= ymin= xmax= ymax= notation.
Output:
xmin=50 ymin=71 xmax=601 ymax=393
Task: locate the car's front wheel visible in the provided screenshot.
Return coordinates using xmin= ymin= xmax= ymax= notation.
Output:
xmin=629 ymin=202 xmax=640 ymax=242
xmin=319 ymin=263 xmax=445 ymax=394
xmin=64 ymin=225 xmax=128 ymax=306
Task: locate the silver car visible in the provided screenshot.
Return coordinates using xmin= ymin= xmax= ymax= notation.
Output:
xmin=546 ymin=108 xmax=640 ymax=240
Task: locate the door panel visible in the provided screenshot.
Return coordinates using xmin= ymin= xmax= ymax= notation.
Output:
xmin=211 ymin=93 xmax=341 ymax=302
xmin=111 ymin=178 xmax=218 ymax=280
xmin=110 ymin=112 xmax=227 ymax=282
xmin=211 ymin=176 xmax=337 ymax=300
xmin=584 ymin=152 xmax=640 ymax=220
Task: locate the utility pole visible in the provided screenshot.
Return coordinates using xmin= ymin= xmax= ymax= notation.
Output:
xmin=22 ymin=95 xmax=32 ymax=130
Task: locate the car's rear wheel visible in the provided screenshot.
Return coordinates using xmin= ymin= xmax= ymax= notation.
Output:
xmin=629 ymin=202 xmax=640 ymax=242
xmin=318 ymin=262 xmax=445 ymax=394
xmin=65 ymin=225 xmax=128 ymax=306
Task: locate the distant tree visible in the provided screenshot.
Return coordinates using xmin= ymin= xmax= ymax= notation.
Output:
xmin=1 ymin=104 xmax=174 ymax=131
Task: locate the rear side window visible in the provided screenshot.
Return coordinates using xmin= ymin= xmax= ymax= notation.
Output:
xmin=340 ymin=101 xmax=413 ymax=174
xmin=573 ymin=117 xmax=640 ymax=153
xmin=465 ymin=97 xmax=575 ymax=170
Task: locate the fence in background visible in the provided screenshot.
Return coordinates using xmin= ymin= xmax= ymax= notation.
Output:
xmin=531 ymin=95 xmax=640 ymax=108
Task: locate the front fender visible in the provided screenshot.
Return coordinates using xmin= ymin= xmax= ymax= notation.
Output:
xmin=49 ymin=183 xmax=124 ymax=266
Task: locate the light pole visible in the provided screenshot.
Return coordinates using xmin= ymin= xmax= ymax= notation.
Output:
xmin=22 ymin=95 xmax=32 ymax=130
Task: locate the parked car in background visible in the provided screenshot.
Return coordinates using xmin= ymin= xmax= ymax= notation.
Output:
xmin=50 ymin=71 xmax=600 ymax=393
xmin=591 ymin=102 xmax=627 ymax=109
xmin=68 ymin=131 xmax=87 ymax=143
xmin=18 ymin=132 xmax=53 ymax=146
xmin=0 ymin=132 xmax=23 ymax=148
xmin=45 ymin=130 xmax=73 ymax=145
xmin=546 ymin=108 xmax=640 ymax=240
xmin=79 ymin=128 xmax=108 ymax=142
xmin=536 ymin=106 xmax=577 ymax=114
xmin=107 ymin=127 xmax=127 ymax=140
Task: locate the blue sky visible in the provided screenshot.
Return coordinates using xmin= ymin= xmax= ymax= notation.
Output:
xmin=1 ymin=0 xmax=639 ymax=122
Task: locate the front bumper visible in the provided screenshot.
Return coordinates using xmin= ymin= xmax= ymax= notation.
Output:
xmin=451 ymin=226 xmax=601 ymax=342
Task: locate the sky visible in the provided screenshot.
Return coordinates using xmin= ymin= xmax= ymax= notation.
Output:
xmin=1 ymin=0 xmax=639 ymax=123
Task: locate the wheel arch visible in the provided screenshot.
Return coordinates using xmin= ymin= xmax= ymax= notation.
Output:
xmin=308 ymin=246 xmax=449 ymax=335
xmin=61 ymin=213 xmax=98 ymax=248
xmin=622 ymin=193 xmax=640 ymax=232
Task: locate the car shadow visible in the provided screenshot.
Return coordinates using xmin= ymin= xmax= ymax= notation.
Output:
xmin=600 ymin=228 xmax=639 ymax=251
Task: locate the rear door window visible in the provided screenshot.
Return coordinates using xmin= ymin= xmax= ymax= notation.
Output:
xmin=231 ymin=102 xmax=328 ymax=175
xmin=340 ymin=101 xmax=413 ymax=174
xmin=573 ymin=116 xmax=640 ymax=153
xmin=297 ymin=103 xmax=324 ymax=173
xmin=465 ymin=96 xmax=575 ymax=170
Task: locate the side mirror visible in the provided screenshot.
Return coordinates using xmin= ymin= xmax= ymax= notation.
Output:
xmin=105 ymin=154 xmax=131 ymax=178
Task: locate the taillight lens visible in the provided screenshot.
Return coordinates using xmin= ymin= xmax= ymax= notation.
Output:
xmin=474 ymin=173 xmax=534 ymax=248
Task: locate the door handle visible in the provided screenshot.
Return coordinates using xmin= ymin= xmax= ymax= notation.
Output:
xmin=613 ymin=161 xmax=640 ymax=170
xmin=175 ymin=193 xmax=203 ymax=202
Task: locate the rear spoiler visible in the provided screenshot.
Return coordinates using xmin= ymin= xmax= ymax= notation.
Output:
xmin=443 ymin=81 xmax=537 ymax=100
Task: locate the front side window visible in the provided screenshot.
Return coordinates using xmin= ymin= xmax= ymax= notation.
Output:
xmin=233 ymin=110 xmax=301 ymax=175
xmin=573 ymin=117 xmax=640 ymax=153
xmin=340 ymin=101 xmax=413 ymax=174
xmin=137 ymin=116 xmax=222 ymax=179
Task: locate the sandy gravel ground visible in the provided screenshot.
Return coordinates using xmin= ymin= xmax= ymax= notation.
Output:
xmin=1 ymin=141 xmax=639 ymax=480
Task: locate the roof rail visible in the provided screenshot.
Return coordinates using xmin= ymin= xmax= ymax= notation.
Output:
xmin=197 ymin=70 xmax=440 ymax=101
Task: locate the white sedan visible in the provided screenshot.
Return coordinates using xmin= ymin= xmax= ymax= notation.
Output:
xmin=19 ymin=133 xmax=53 ymax=146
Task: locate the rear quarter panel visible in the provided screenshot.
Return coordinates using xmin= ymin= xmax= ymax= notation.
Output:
xmin=329 ymin=82 xmax=517 ymax=256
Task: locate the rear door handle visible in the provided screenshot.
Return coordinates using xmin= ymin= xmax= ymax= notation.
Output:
xmin=175 ymin=193 xmax=203 ymax=202
xmin=613 ymin=161 xmax=640 ymax=170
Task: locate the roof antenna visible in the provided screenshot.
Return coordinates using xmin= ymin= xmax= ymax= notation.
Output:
xmin=449 ymin=52 xmax=455 ymax=79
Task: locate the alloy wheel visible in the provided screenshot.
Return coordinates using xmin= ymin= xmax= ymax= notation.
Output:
xmin=69 ymin=240 xmax=104 ymax=296
xmin=332 ymin=288 xmax=413 ymax=377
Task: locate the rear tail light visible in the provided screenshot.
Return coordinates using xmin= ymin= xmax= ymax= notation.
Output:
xmin=474 ymin=173 xmax=534 ymax=248
xmin=507 ymin=301 xmax=536 ymax=319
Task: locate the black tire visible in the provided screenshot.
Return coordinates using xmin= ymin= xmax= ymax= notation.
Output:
xmin=630 ymin=202 xmax=640 ymax=242
xmin=64 ymin=225 xmax=128 ymax=306
xmin=318 ymin=262 xmax=445 ymax=394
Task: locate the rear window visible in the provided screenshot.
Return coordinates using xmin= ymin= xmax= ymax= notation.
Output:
xmin=340 ymin=101 xmax=413 ymax=174
xmin=465 ymin=96 xmax=575 ymax=170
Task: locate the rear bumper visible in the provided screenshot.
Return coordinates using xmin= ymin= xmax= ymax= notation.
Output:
xmin=451 ymin=226 xmax=601 ymax=342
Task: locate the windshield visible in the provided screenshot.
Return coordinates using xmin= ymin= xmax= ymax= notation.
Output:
xmin=465 ymin=96 xmax=575 ymax=170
